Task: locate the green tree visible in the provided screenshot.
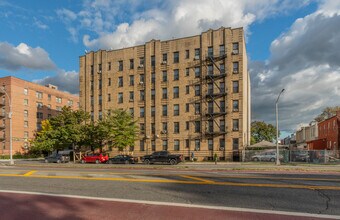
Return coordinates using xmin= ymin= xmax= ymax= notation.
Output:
xmin=30 ymin=106 xmax=90 ymax=153
xmin=315 ymin=106 xmax=340 ymax=122
xmin=106 ymin=109 xmax=139 ymax=151
xmin=251 ymin=121 xmax=278 ymax=144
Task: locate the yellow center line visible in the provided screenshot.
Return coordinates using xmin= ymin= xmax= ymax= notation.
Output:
xmin=23 ymin=170 xmax=37 ymax=176
xmin=180 ymin=175 xmax=215 ymax=183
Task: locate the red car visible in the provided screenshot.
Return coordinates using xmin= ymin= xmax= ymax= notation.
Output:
xmin=81 ymin=153 xmax=109 ymax=164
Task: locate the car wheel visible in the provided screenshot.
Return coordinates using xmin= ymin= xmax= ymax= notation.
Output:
xmin=57 ymin=159 xmax=61 ymax=163
xmin=144 ymin=159 xmax=150 ymax=165
xmin=270 ymin=158 xmax=275 ymax=162
xmin=95 ymin=160 xmax=100 ymax=164
xmin=81 ymin=160 xmax=86 ymax=164
xmin=45 ymin=159 xmax=49 ymax=163
xmin=125 ymin=160 xmax=130 ymax=164
xmin=253 ymin=157 xmax=259 ymax=162
xmin=170 ymin=159 xmax=177 ymax=165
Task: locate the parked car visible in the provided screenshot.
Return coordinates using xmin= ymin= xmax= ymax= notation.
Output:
xmin=45 ymin=154 xmax=70 ymax=163
xmin=251 ymin=151 xmax=283 ymax=162
xmin=141 ymin=151 xmax=183 ymax=165
xmin=292 ymin=152 xmax=310 ymax=162
xmin=81 ymin=153 xmax=109 ymax=164
xmin=107 ymin=155 xmax=138 ymax=164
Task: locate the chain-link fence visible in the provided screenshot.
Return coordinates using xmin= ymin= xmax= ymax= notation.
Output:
xmin=243 ymin=149 xmax=340 ymax=164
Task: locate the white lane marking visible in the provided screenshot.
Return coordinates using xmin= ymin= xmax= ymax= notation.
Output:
xmin=0 ymin=190 xmax=339 ymax=219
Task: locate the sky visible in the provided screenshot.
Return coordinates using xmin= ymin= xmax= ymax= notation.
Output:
xmin=0 ymin=0 xmax=340 ymax=138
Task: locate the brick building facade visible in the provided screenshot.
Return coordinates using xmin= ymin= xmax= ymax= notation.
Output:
xmin=79 ymin=27 xmax=251 ymax=161
xmin=0 ymin=76 xmax=79 ymax=155
xmin=316 ymin=111 xmax=340 ymax=150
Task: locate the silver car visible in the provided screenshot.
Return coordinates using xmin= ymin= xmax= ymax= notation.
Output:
xmin=251 ymin=151 xmax=282 ymax=162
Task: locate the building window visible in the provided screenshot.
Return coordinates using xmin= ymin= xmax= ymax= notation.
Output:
xmin=140 ymin=90 xmax=145 ymax=101
xmin=151 ymin=89 xmax=155 ymax=100
xmin=98 ymin=63 xmax=102 ymax=72
xmin=185 ymin=68 xmax=189 ymax=77
xmin=207 ymin=83 xmax=213 ymax=94
xmin=219 ymin=82 xmax=225 ymax=93
xmin=24 ymin=110 xmax=28 ymax=118
xmin=108 ymin=62 xmax=111 ymax=71
xmin=195 ymin=121 xmax=201 ymax=133
xmin=185 ymin=50 xmax=190 ymax=59
xmin=140 ymin=123 xmax=145 ymax=134
xmin=194 ymin=103 xmax=201 ymax=114
xmin=47 ymin=94 xmax=51 ymax=101
xmin=162 ymin=140 xmax=168 ymax=151
xmin=151 ymin=106 xmax=155 ymax=117
xmin=140 ymin=107 xmax=145 ymax=117
xmin=186 ymin=121 xmax=189 ymax=130
xmin=130 ymin=59 xmax=134 ymax=69
xmin=129 ymin=75 xmax=134 ymax=86
xmin=108 ymin=94 xmax=111 ymax=102
xmin=162 ymin=71 xmax=167 ymax=82
xmin=37 ymin=112 xmax=43 ymax=119
xmin=99 ymin=111 xmax=103 ymax=120
xmin=220 ymin=101 xmax=225 ymax=112
xmin=174 ymin=139 xmax=180 ymax=151
xmin=162 ymin=53 xmax=167 ymax=62
xmin=118 ymin=60 xmax=123 ymax=71
xmin=186 ymin=85 xmax=190 ymax=95
xmin=233 ymin=43 xmax=239 ymax=54
xmin=90 ymin=81 xmax=94 ymax=90
xmin=233 ymin=100 xmax=239 ymax=112
xmin=47 ymin=104 xmax=51 ymax=110
xmin=233 ymin=81 xmax=239 ymax=93
xmin=174 ymin=122 xmax=180 ymax=133
xmin=173 ymin=52 xmax=179 ymax=63
xmin=90 ymin=65 xmax=94 ymax=75
xmin=208 ymin=120 xmax=214 ymax=133
xmin=220 ymin=139 xmax=225 ymax=150
xmin=139 ymin=57 xmax=144 ymax=66
xmin=118 ymin=93 xmax=123 ymax=103
xmin=195 ymin=85 xmax=201 ymax=96
xmin=233 ymin=62 xmax=239 ymax=73
xmin=220 ymin=63 xmax=225 ymax=74
xmin=185 ymin=139 xmax=190 ymax=148
xmin=56 ymin=97 xmax=62 ymax=103
xmin=173 ymin=87 xmax=179 ymax=98
xmin=195 ymin=67 xmax=200 ymax=78
xmin=194 ymin=48 xmax=200 ymax=59
xmin=24 ymin=121 xmax=28 ymax=128
xmin=118 ymin=77 xmax=123 ymax=87
xmin=162 ymin=105 xmax=167 ymax=116
xmin=233 ymin=119 xmax=239 ymax=131
xmin=173 ymin=69 xmax=179 ymax=81
xmin=220 ymin=120 xmax=225 ymax=132
xmin=99 ymin=95 xmax=102 ymax=105
xmin=68 ymin=100 xmax=73 ymax=106
xmin=24 ymin=99 xmax=28 ymax=106
xmin=108 ymin=78 xmax=111 ymax=86
xmin=151 ymin=72 xmax=155 ymax=84
xmin=233 ymin=138 xmax=239 ymax=151
xmin=219 ymin=45 xmax=225 ymax=56
xmin=129 ymin=91 xmax=134 ymax=102
xmin=208 ymin=139 xmax=213 ymax=150
xmin=195 ymin=139 xmax=200 ymax=151
xmin=208 ymin=65 xmax=213 ymax=75
xmin=91 ymin=96 xmax=94 ymax=106
xmin=151 ymin=56 xmax=155 ymax=67
xmin=129 ymin=108 xmax=134 ymax=116
xmin=99 ymin=79 xmax=102 ymax=89
xmin=140 ymin=74 xmax=145 ymax=84
xmin=208 ymin=46 xmax=213 ymax=57
xmin=186 ymin=103 xmax=189 ymax=112
xmin=24 ymin=88 xmax=28 ymax=95
xmin=56 ymin=106 xmax=62 ymax=111
xmin=162 ymin=122 xmax=168 ymax=132
xmin=208 ymin=101 xmax=213 ymax=114
xmin=24 ymin=131 xmax=29 ymax=139
xmin=162 ymin=88 xmax=168 ymax=99
xmin=151 ymin=123 xmax=155 ymax=134
xmin=174 ymin=104 xmax=179 ymax=116
xmin=140 ymin=140 xmax=145 ymax=151
xmin=36 ymin=92 xmax=43 ymax=99
xmin=36 ymin=102 xmax=43 ymax=109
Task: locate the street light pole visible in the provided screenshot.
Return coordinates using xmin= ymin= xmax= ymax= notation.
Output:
xmin=275 ymin=89 xmax=285 ymax=166
xmin=0 ymin=88 xmax=14 ymax=165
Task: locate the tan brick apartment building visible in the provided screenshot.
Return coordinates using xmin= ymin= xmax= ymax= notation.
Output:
xmin=79 ymin=27 xmax=251 ymax=161
xmin=0 ymin=76 xmax=79 ymax=155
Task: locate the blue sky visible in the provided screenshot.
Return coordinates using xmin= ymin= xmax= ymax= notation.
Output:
xmin=0 ymin=0 xmax=340 ymax=138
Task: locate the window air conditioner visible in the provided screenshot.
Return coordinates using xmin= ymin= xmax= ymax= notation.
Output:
xmin=162 ymin=61 xmax=167 ymax=64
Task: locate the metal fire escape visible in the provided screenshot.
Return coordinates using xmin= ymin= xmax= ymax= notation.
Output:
xmin=0 ymin=90 xmax=6 ymax=143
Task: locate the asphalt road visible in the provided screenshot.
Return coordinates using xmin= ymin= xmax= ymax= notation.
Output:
xmin=0 ymin=165 xmax=340 ymax=219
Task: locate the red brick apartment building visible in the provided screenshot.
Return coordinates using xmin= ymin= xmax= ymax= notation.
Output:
xmin=308 ymin=111 xmax=340 ymax=150
xmin=0 ymin=76 xmax=79 ymax=155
